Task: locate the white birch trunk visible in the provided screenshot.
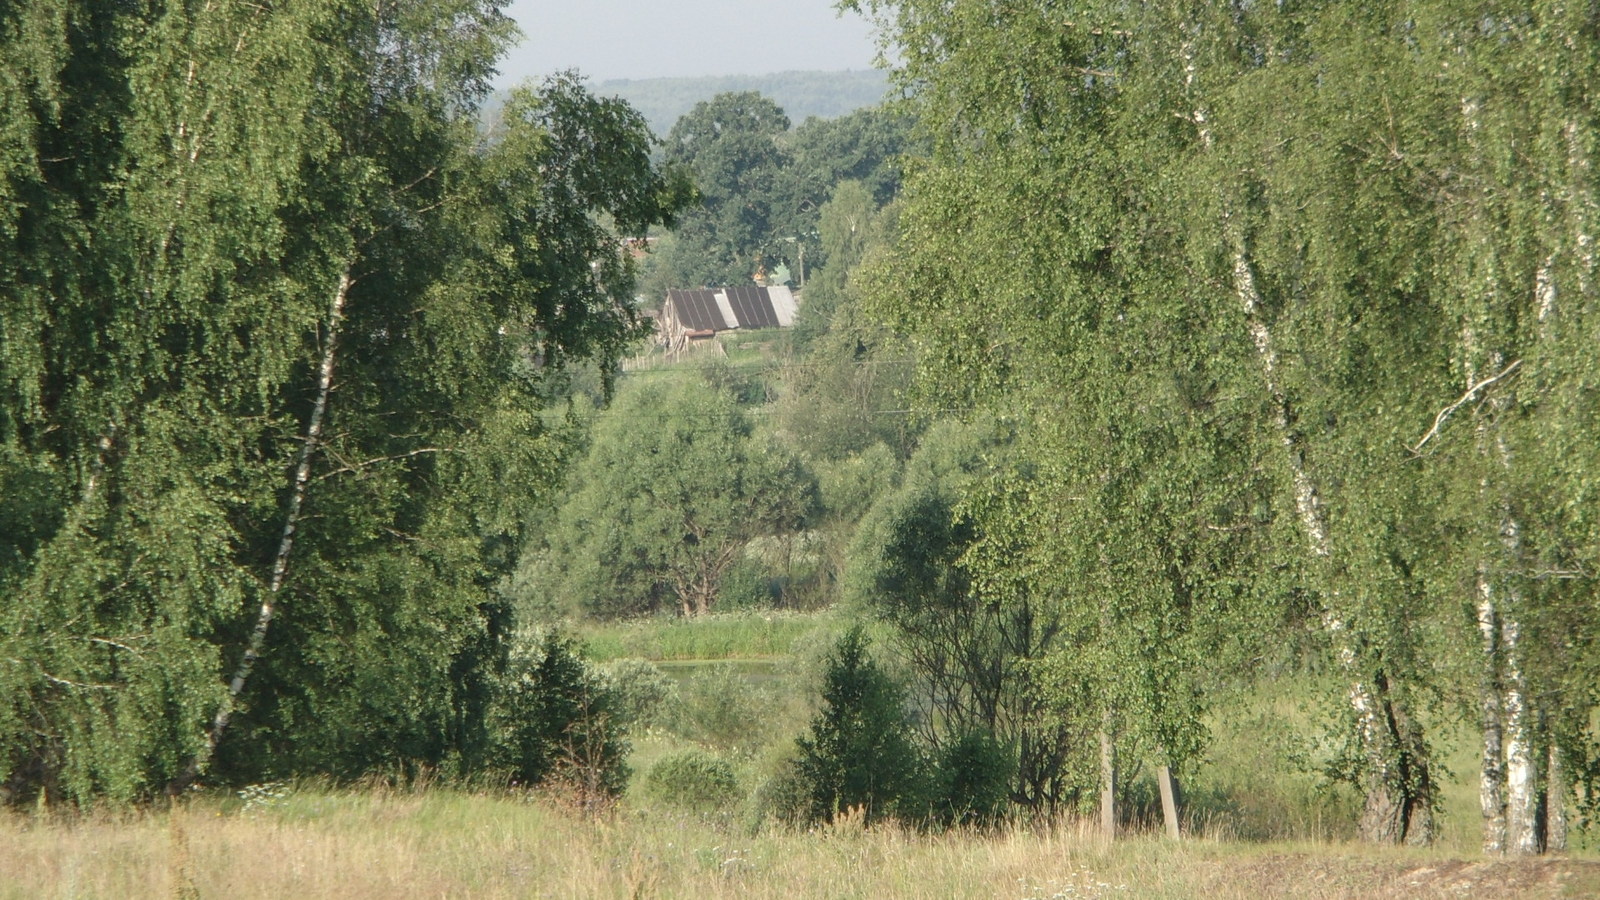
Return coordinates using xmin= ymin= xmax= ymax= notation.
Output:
xmin=170 ymin=263 xmax=353 ymax=793
xmin=1185 ymin=37 xmax=1419 ymax=843
xmin=1501 ymin=612 xmax=1540 ymax=854
xmin=1477 ymin=575 xmax=1507 ymax=853
xmin=1229 ymin=224 xmax=1409 ymax=842
xmin=77 ymin=427 xmax=117 ymax=507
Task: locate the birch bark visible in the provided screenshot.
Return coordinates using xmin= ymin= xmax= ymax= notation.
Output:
xmin=1157 ymin=764 xmax=1181 ymax=840
xmin=1477 ymin=576 xmax=1507 ymax=853
xmin=1185 ymin=56 xmax=1431 ymax=836
xmin=169 ymin=262 xmax=353 ymax=793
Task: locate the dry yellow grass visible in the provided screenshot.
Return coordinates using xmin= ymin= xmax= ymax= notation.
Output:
xmin=4 ymin=787 xmax=1597 ymax=900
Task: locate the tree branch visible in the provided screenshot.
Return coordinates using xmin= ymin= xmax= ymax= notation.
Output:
xmin=1409 ymin=359 xmax=1522 ymax=456
xmin=315 ymin=446 xmax=460 ymax=481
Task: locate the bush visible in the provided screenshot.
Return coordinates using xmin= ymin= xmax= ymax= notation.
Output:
xmin=794 ymin=627 xmax=926 ymax=824
xmin=750 ymin=752 xmax=812 ymax=829
xmin=669 ymin=664 xmax=775 ymax=754
xmin=930 ymin=729 xmax=1013 ymax=827
xmin=490 ymin=631 xmax=629 ymax=805
xmin=718 ymin=556 xmax=777 ymax=610
xmin=602 ymin=658 xmax=677 ymax=729
xmin=644 ymin=748 xmax=740 ymax=811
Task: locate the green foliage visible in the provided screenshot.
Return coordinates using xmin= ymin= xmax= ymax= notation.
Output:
xmin=489 ymin=631 xmax=629 ymax=801
xmin=846 ymin=0 xmax=1600 ymax=843
xmin=751 ymin=753 xmax=814 ymax=829
xmin=658 ymin=91 xmax=793 ymax=286
xmin=718 ymin=555 xmax=779 ymax=610
xmin=516 ymin=375 xmax=818 ymax=618
xmin=669 ymin=664 xmax=779 ymax=755
xmin=930 ymin=729 xmax=1014 ymax=828
xmin=600 ymin=658 xmax=678 ymax=731
xmin=845 ymin=419 xmax=1089 ymax=810
xmin=573 ymin=611 xmax=830 ymax=663
xmin=0 ymin=2 xmax=685 ymax=805
xmin=640 ymin=95 xmax=916 ymax=298
xmin=794 ymin=628 xmax=926 ymax=824
xmin=644 ymin=748 xmax=739 ymax=811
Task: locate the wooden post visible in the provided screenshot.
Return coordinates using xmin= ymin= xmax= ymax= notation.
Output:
xmin=1158 ymin=765 xmax=1181 ymax=840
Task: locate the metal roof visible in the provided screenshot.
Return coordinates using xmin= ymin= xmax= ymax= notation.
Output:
xmin=663 ymin=286 xmax=794 ymax=333
xmin=723 ymin=285 xmax=781 ymax=329
xmin=665 ymin=289 xmax=727 ymax=331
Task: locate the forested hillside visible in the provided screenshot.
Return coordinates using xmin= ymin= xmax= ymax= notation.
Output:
xmin=4 ymin=0 xmax=1599 ymax=880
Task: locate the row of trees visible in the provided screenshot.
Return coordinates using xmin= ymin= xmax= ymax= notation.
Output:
xmin=846 ymin=0 xmax=1600 ymax=852
xmin=0 ymin=1 xmax=685 ymax=803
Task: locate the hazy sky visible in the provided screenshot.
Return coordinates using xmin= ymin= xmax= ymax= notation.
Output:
xmin=495 ymin=0 xmax=881 ymax=86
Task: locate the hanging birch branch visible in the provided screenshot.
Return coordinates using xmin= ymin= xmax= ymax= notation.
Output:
xmin=1409 ymin=359 xmax=1522 ymax=456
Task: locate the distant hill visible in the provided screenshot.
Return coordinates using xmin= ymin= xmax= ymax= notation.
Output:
xmin=594 ymin=70 xmax=892 ymax=136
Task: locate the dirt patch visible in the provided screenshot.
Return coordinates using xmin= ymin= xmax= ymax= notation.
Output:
xmin=1199 ymin=853 xmax=1600 ymax=899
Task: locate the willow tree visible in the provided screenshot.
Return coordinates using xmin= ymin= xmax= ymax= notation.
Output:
xmin=517 ymin=376 xmax=817 ymax=619
xmin=0 ymin=1 xmax=687 ymax=803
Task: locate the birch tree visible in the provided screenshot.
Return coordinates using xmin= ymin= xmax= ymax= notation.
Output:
xmin=845 ymin=0 xmax=1489 ymax=842
xmin=1 ymin=1 xmax=687 ymax=803
xmin=1403 ymin=0 xmax=1600 ymax=853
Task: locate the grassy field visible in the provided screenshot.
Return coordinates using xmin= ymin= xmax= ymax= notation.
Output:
xmin=10 ymin=612 xmax=1595 ymax=898
xmin=5 ymin=786 xmax=1597 ymax=899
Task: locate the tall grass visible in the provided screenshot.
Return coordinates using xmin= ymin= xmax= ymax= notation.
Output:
xmin=5 ymin=785 xmax=1593 ymax=899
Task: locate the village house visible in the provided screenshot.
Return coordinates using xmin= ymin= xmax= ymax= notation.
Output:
xmin=656 ymin=285 xmax=798 ymax=357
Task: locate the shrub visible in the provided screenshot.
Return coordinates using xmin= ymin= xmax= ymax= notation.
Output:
xmin=930 ymin=729 xmax=1013 ymax=827
xmin=793 ymin=627 xmax=926 ymax=824
xmin=669 ymin=664 xmax=775 ymax=753
xmin=602 ymin=658 xmax=677 ymax=729
xmin=490 ymin=630 xmax=629 ymax=805
xmin=750 ymin=752 xmax=812 ymax=829
xmin=644 ymin=748 xmax=739 ymax=811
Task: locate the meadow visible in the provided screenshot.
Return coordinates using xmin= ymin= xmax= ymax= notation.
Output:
xmin=8 ymin=612 xmax=1597 ymax=899
xmin=5 ymin=787 xmax=1597 ymax=899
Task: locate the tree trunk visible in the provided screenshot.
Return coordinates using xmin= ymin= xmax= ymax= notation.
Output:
xmin=1098 ymin=727 xmax=1116 ymax=841
xmin=1228 ymin=224 xmax=1426 ymax=843
xmin=1546 ymin=740 xmax=1568 ymax=852
xmin=168 ymin=263 xmax=352 ymax=794
xmin=1157 ymin=764 xmax=1181 ymax=840
xmin=1183 ymin=36 xmax=1432 ymax=838
xmin=1502 ymin=613 xmax=1540 ymax=854
xmin=1477 ymin=577 xmax=1508 ymax=854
